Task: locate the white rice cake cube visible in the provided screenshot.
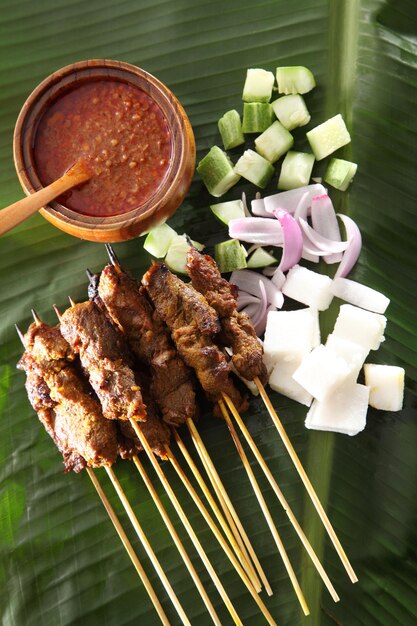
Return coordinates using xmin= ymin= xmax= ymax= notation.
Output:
xmin=333 ymin=304 xmax=386 ymax=351
xmin=331 ymin=277 xmax=390 ymax=314
xmin=305 ymin=383 xmax=369 ymax=436
xmin=325 ymin=333 xmax=369 ymax=380
xmin=263 ymin=308 xmax=320 ymax=369
xmin=282 ymin=265 xmax=333 ymax=310
xmin=364 ymin=364 xmax=405 ymax=411
xmin=292 ymin=344 xmax=351 ymax=401
xmin=269 ymin=359 xmax=313 ymax=406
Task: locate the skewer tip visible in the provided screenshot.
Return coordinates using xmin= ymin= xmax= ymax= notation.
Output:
xmin=53 ymin=304 xmax=62 ymax=321
xmin=31 ymin=309 xmax=42 ymax=326
xmin=68 ymin=296 xmax=76 ymax=307
xmin=105 ymin=244 xmax=122 ymax=272
xmin=15 ymin=324 xmax=25 ymax=346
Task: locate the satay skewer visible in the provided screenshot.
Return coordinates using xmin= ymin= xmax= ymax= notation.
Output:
xmin=16 ymin=321 xmax=171 ymax=626
xmin=253 ymin=376 xmax=358 ymax=584
xmin=222 ymin=393 xmax=340 ymax=603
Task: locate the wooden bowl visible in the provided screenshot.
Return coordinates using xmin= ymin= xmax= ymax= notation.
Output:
xmin=13 ymin=60 xmax=195 ymax=242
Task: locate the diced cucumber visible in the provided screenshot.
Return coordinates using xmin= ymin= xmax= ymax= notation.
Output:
xmin=324 ymin=158 xmax=358 ymax=191
xmin=143 ymin=223 xmax=177 ymax=258
xmin=306 ymin=114 xmax=351 ymax=161
xmin=234 ymin=149 xmax=275 ymax=188
xmin=271 ymin=95 xmax=311 ymax=130
xmin=278 ymin=151 xmax=315 ymax=190
xmin=242 ymin=68 xmax=275 ymax=103
xmin=197 ymin=146 xmax=241 ymax=196
xmin=276 ymin=66 xmax=316 ymax=95
xmin=214 ymin=239 xmax=247 ymax=273
xmin=165 ymin=235 xmax=204 ymax=274
xmin=247 ymin=247 xmax=277 ymax=268
xmin=242 ymin=103 xmax=274 ymax=133
xmin=218 ymin=110 xmax=245 ymax=150
xmin=210 ymin=199 xmax=245 ymax=225
xmin=254 ymin=120 xmax=294 ymax=163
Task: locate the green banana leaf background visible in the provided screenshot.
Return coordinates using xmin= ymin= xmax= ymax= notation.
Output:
xmin=1 ymin=0 xmax=416 ymax=624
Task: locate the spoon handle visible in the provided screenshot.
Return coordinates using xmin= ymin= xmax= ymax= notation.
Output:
xmin=0 ymin=161 xmax=91 ymax=236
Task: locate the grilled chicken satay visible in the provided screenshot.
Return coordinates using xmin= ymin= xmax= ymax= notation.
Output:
xmin=60 ymin=300 xmax=146 ymax=422
xmin=143 ymin=262 xmax=249 ymax=413
xmin=18 ymin=322 xmax=118 ymax=472
xmin=187 ymin=247 xmax=268 ymax=384
xmin=91 ymin=263 xmax=197 ymax=427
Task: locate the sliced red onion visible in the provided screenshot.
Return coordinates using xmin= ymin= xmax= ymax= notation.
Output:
xmin=251 ymin=197 xmax=269 ymax=216
xmin=229 ymin=217 xmax=283 ymax=246
xmin=334 ymin=214 xmax=362 ymax=278
xmin=262 ymin=265 xmax=277 ymax=277
xmin=311 ymin=194 xmax=342 ymax=264
xmin=302 ymin=250 xmax=320 ymax=263
xmin=298 ymin=218 xmax=350 ymax=254
xmin=294 ymin=191 xmax=310 ymax=221
xmin=272 ymin=209 xmax=303 ymax=272
xmin=241 ymin=192 xmax=251 ymax=217
xmin=230 ymin=270 xmax=284 ymax=308
xmin=237 ymin=292 xmax=261 ymax=308
xmin=271 ymin=268 xmax=286 ymax=289
xmin=251 ymin=280 xmax=268 ymax=335
xmin=241 ymin=302 xmax=260 ymax=319
xmin=264 ymin=184 xmax=327 ymax=214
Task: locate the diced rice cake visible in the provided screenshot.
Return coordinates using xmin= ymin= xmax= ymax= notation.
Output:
xmin=263 ymin=308 xmax=320 ymax=369
xmin=292 ymin=344 xmax=351 ymax=401
xmin=282 ymin=265 xmax=333 ymax=310
xmin=269 ymin=359 xmax=313 ymax=406
xmin=305 ymin=383 xmax=369 ymax=436
xmin=332 ymin=304 xmax=386 ymax=351
xmin=364 ymin=364 xmax=405 ymax=411
xmin=325 ymin=333 xmax=369 ymax=380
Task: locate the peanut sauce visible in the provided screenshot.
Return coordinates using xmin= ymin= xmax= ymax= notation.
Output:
xmin=34 ymin=80 xmax=172 ymax=217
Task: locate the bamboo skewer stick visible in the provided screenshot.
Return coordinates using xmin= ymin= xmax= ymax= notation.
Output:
xmin=222 ymin=394 xmax=340 ymax=603
xmin=186 ymin=417 xmax=272 ymax=596
xmin=105 ymin=466 xmax=191 ymax=626
xmin=164 ymin=445 xmax=279 ymax=626
xmin=132 ymin=453 xmax=220 ymax=623
xmin=253 ymin=376 xmax=358 ymax=584
xmin=173 ymin=428 xmax=262 ymax=594
xmin=16 ymin=320 xmax=170 ymax=626
xmin=129 ymin=419 xmax=240 ymax=626
xmin=87 ymin=468 xmax=171 ymax=626
xmin=218 ymin=399 xmax=309 ymax=615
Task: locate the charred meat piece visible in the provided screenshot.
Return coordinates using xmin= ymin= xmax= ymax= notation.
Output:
xmin=143 ymin=263 xmax=248 ymax=412
xmin=187 ymin=248 xmax=268 ymax=384
xmin=117 ymin=371 xmax=170 ymax=460
xmin=18 ymin=323 xmax=118 ymax=472
xmin=94 ymin=265 xmax=197 ymax=427
xmin=60 ymin=301 xmax=146 ymax=422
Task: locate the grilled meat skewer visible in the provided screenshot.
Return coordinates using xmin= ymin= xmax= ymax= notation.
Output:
xmin=18 ymin=322 xmax=118 ymax=472
xmin=187 ymin=247 xmax=268 ymax=384
xmin=143 ymin=262 xmax=248 ymax=413
xmin=90 ymin=260 xmax=197 ymax=428
xmin=60 ymin=300 xmax=146 ymax=422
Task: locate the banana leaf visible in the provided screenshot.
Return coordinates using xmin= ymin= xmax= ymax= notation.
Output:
xmin=1 ymin=0 xmax=416 ymax=624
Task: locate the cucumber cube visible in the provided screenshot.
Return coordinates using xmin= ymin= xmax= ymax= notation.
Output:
xmin=306 ymin=114 xmax=351 ymax=161
xmin=276 ymin=66 xmax=316 ymax=95
xmin=242 ymin=103 xmax=274 ymax=133
xmin=324 ymin=158 xmax=357 ymax=191
xmin=210 ymin=199 xmax=245 ymax=225
xmin=254 ymin=120 xmax=294 ymax=163
xmin=143 ymin=223 xmax=177 ymax=258
xmin=247 ymin=247 xmax=277 ymax=268
xmin=214 ymin=239 xmax=247 ymax=273
xmin=165 ymin=235 xmax=204 ymax=274
xmin=242 ymin=68 xmax=275 ymax=103
xmin=271 ymin=95 xmax=311 ymax=130
xmin=218 ymin=110 xmax=245 ymax=150
xmin=197 ymin=146 xmax=240 ymax=196
xmin=278 ymin=151 xmax=315 ymax=190
xmin=234 ymin=149 xmax=275 ymax=188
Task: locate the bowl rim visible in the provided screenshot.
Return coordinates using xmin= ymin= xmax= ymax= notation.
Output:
xmin=13 ymin=59 xmax=195 ymax=241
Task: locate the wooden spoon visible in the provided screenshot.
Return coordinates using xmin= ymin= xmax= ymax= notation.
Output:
xmin=0 ymin=159 xmax=92 ymax=236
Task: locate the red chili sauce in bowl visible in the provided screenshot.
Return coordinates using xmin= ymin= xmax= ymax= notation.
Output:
xmin=34 ymin=80 xmax=172 ymax=217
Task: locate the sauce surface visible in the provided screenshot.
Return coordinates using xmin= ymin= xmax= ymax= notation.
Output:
xmin=34 ymin=80 xmax=172 ymax=217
